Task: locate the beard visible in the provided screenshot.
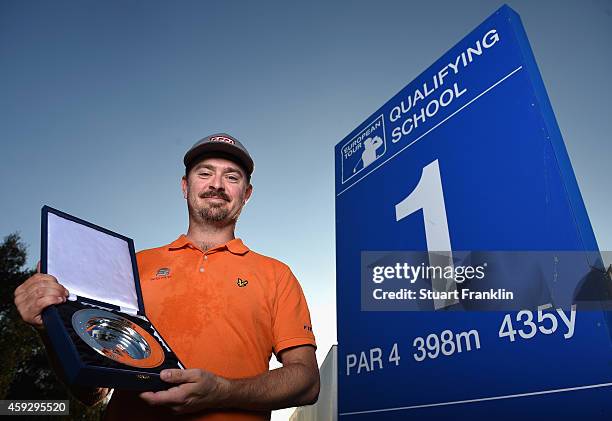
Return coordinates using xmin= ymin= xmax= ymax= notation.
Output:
xmin=198 ymin=202 xmax=230 ymax=223
xmin=187 ymin=189 xmax=240 ymax=226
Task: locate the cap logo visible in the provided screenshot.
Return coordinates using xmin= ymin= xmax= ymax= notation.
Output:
xmin=210 ymin=136 xmax=235 ymax=145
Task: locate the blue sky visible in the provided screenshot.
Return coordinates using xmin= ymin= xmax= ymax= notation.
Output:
xmin=1 ymin=1 xmax=610 ymax=418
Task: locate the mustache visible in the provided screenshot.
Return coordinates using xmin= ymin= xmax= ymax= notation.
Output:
xmin=200 ymin=190 xmax=230 ymax=201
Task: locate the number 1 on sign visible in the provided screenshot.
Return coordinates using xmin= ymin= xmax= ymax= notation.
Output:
xmin=395 ymin=160 xmax=457 ymax=309
xmin=395 ymin=160 xmax=451 ymax=252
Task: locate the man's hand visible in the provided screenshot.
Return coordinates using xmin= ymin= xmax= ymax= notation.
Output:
xmin=13 ymin=263 xmax=108 ymax=406
xmin=14 ymin=262 xmax=69 ymax=329
xmin=139 ymin=369 xmax=228 ymax=414
xmin=139 ymin=345 xmax=319 ymax=413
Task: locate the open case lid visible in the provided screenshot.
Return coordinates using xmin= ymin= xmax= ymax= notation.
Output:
xmin=41 ymin=206 xmax=144 ymax=315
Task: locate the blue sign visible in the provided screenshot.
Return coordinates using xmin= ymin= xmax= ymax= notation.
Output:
xmin=335 ymin=5 xmax=612 ymax=419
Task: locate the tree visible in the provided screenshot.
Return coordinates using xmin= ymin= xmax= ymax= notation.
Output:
xmin=0 ymin=233 xmax=106 ymax=420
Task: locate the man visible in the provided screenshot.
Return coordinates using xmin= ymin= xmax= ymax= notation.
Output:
xmin=14 ymin=133 xmax=320 ymax=420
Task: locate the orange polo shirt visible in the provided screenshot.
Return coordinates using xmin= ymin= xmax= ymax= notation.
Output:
xmin=104 ymin=235 xmax=316 ymax=421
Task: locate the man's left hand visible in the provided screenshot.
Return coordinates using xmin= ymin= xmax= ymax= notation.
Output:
xmin=139 ymin=369 xmax=229 ymax=414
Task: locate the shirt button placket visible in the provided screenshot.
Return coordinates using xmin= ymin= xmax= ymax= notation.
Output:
xmin=199 ymin=253 xmax=206 ymax=273
xmin=199 ymin=253 xmax=209 ymax=273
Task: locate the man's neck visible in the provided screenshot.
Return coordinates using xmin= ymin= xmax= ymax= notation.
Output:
xmin=185 ymin=222 xmax=236 ymax=251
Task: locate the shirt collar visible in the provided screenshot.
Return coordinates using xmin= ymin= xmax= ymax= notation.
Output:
xmin=168 ymin=235 xmax=249 ymax=255
xmin=167 ymin=235 xmax=190 ymax=250
xmin=225 ymin=238 xmax=250 ymax=255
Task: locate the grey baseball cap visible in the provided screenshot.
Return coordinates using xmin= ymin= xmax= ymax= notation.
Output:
xmin=183 ymin=133 xmax=254 ymax=176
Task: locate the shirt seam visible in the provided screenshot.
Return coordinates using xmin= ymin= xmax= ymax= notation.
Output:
xmin=275 ymin=336 xmax=316 ymax=345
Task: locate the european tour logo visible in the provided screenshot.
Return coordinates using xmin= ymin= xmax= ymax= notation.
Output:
xmin=340 ymin=115 xmax=386 ymax=184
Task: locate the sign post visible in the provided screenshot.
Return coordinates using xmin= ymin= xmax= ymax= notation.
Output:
xmin=335 ymin=5 xmax=612 ymax=419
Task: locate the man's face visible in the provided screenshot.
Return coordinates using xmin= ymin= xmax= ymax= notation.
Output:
xmin=182 ymin=157 xmax=252 ymax=227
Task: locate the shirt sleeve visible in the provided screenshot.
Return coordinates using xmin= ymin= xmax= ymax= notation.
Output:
xmin=272 ymin=266 xmax=317 ymax=356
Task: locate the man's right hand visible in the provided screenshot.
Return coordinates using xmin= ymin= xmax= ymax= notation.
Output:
xmin=14 ymin=263 xmax=69 ymax=329
xmin=12 ymin=264 xmax=109 ymax=406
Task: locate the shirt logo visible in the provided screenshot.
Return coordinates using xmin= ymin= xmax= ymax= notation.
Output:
xmin=152 ymin=267 xmax=172 ymax=280
xmin=156 ymin=268 xmax=170 ymax=276
xmin=236 ymin=278 xmax=248 ymax=287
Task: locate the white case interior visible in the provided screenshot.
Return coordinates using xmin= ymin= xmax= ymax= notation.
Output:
xmin=47 ymin=212 xmax=139 ymax=313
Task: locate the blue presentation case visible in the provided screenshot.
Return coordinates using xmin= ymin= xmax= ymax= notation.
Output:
xmin=335 ymin=5 xmax=612 ymax=419
xmin=40 ymin=206 xmax=184 ymax=391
